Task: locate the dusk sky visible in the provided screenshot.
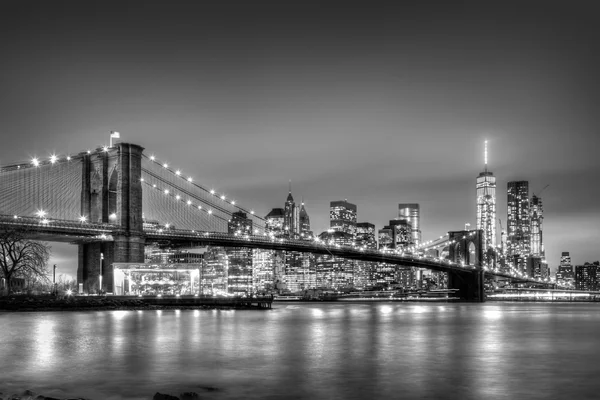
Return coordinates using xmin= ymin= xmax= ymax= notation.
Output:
xmin=1 ymin=0 xmax=599 ymax=277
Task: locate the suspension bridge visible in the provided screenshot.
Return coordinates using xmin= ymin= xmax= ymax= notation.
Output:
xmin=0 ymin=142 xmax=552 ymax=301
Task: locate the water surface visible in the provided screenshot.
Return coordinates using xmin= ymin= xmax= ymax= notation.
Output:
xmin=1 ymin=303 xmax=599 ymax=400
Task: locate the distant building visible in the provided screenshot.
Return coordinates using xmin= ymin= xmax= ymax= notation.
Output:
xmin=530 ymin=194 xmax=544 ymax=257
xmin=299 ymin=201 xmax=312 ymax=239
xmin=388 ymin=219 xmax=413 ymax=251
xmin=378 ymin=228 xmax=393 ymax=250
xmin=476 ymin=141 xmax=496 ymax=251
xmin=226 ymin=211 xmax=253 ymax=294
xmin=265 ymin=208 xmax=285 ymax=236
xmin=330 ymin=200 xmax=357 ymax=237
xmin=201 ymin=247 xmax=229 ymax=295
xmin=356 ymin=222 xmax=376 ymax=249
xmin=526 ymin=256 xmax=550 ymax=280
xmin=284 ymin=187 xmax=300 ymax=237
xmin=398 ymin=203 xmax=421 ymax=245
xmin=355 ymin=222 xmax=377 ymax=288
xmin=228 ymin=211 xmax=253 ymax=236
xmin=507 ymin=180 xmax=530 ymax=256
xmin=575 ymin=262 xmax=600 ymax=291
xmin=556 ymin=252 xmax=574 ymax=286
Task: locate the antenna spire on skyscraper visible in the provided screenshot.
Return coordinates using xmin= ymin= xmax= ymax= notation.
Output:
xmin=289 ymin=179 xmax=292 ymax=193
xmin=484 ymin=140 xmax=488 ymax=172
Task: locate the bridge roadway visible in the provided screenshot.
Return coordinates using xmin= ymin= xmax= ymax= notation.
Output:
xmin=0 ymin=214 xmax=548 ymax=285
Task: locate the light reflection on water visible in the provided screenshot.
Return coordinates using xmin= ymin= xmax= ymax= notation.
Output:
xmin=2 ymin=303 xmax=600 ymax=400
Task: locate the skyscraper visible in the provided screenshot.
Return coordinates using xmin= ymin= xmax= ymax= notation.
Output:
xmin=476 ymin=140 xmax=496 ymax=251
xmin=556 ymin=252 xmax=574 ymax=286
xmin=507 ymin=181 xmax=530 ymax=256
xmin=530 ymin=194 xmax=544 ymax=257
xmin=330 ymin=199 xmax=357 ymax=237
xmin=355 ymin=222 xmax=377 ymax=289
xmin=284 ymin=183 xmax=299 ymax=238
xmin=299 ymin=201 xmax=312 ymax=239
xmin=398 ymin=204 xmax=421 ymax=245
xmin=227 ymin=211 xmax=253 ymax=294
xmin=265 ymin=208 xmax=285 ymax=236
xmin=356 ymin=222 xmax=376 ymax=249
xmin=388 ymin=219 xmax=413 ymax=251
xmin=575 ymin=262 xmax=600 ymax=291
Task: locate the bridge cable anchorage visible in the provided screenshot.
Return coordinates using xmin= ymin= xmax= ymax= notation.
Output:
xmin=142 ymin=152 xmax=267 ymax=220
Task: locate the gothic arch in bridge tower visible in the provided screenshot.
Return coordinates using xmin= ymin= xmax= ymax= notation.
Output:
xmin=447 ymin=229 xmax=484 ymax=267
xmin=467 ymin=241 xmax=478 ymax=266
xmin=89 ymin=169 xmax=103 ymax=223
xmin=108 ymin=164 xmax=118 ymax=218
xmin=454 ymin=242 xmax=463 ymax=264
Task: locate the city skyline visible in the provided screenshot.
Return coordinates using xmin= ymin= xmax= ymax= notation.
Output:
xmin=1 ymin=1 xmax=599 ymax=275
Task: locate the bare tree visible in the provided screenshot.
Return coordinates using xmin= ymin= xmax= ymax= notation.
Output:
xmin=0 ymin=228 xmax=51 ymax=295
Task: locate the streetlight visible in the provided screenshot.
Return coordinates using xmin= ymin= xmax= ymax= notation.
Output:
xmin=99 ymin=252 xmax=104 ymax=295
xmin=53 ymin=264 xmax=57 ymax=295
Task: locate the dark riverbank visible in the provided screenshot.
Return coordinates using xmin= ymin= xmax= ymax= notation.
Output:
xmin=0 ymin=389 xmax=209 ymax=400
xmin=0 ymin=295 xmax=272 ymax=312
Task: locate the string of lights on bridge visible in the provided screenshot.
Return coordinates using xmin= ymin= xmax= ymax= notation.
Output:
xmin=142 ymin=153 xmax=266 ymax=222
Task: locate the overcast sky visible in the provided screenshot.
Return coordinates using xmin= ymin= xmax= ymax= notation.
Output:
xmin=1 ymin=0 xmax=599 ymax=277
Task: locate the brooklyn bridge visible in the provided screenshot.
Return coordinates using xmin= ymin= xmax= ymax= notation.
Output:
xmin=0 ymin=142 xmax=553 ymax=301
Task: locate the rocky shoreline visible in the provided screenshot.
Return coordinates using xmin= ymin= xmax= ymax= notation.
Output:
xmin=0 ymin=295 xmax=267 ymax=311
xmin=0 ymin=390 xmax=213 ymax=400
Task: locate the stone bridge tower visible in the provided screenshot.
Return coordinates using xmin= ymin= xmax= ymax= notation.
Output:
xmin=77 ymin=143 xmax=145 ymax=293
xmin=447 ymin=229 xmax=485 ymax=302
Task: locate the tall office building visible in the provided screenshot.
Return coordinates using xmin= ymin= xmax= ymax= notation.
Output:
xmin=265 ymin=208 xmax=285 ymax=236
xmin=378 ymin=228 xmax=393 ymax=250
xmin=299 ymin=201 xmax=312 ymax=239
xmin=355 ymin=222 xmax=377 ymax=289
xmin=228 ymin=211 xmax=253 ymax=235
xmin=226 ymin=212 xmax=253 ymax=294
xmin=398 ymin=204 xmax=421 ymax=245
xmin=476 ymin=141 xmax=496 ymax=251
xmin=575 ymin=262 xmax=600 ymax=291
xmin=330 ymin=200 xmax=357 ymax=237
xmin=284 ymin=183 xmax=300 ymax=238
xmin=507 ymin=181 xmax=530 ymax=256
xmin=530 ymin=194 xmax=544 ymax=257
xmin=556 ymin=252 xmax=574 ymax=286
xmin=201 ymin=247 xmax=229 ymax=296
xmin=356 ymin=222 xmax=376 ymax=249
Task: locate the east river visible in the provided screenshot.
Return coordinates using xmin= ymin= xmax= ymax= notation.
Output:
xmin=2 ymin=302 xmax=600 ymax=400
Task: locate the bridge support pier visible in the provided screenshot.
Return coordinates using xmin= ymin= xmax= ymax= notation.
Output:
xmin=448 ymin=269 xmax=485 ymax=302
xmin=77 ymin=236 xmax=145 ymax=293
xmin=77 ymin=142 xmax=145 ymax=293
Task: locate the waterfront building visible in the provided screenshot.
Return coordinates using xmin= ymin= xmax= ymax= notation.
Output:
xmin=317 ymin=230 xmax=355 ymax=289
xmin=330 ymin=200 xmax=357 ymax=237
xmin=507 ymin=181 xmax=530 ymax=256
xmin=201 ymin=247 xmax=229 ymax=296
xmin=355 ymin=222 xmax=377 ymax=288
xmin=476 ymin=141 xmax=496 ymax=251
xmin=575 ymin=262 xmax=600 ymax=291
xmin=530 ymin=194 xmax=544 ymax=257
xmin=227 ymin=212 xmax=253 ymax=294
xmin=556 ymin=252 xmax=575 ymax=287
xmin=398 ymin=203 xmax=421 ymax=245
